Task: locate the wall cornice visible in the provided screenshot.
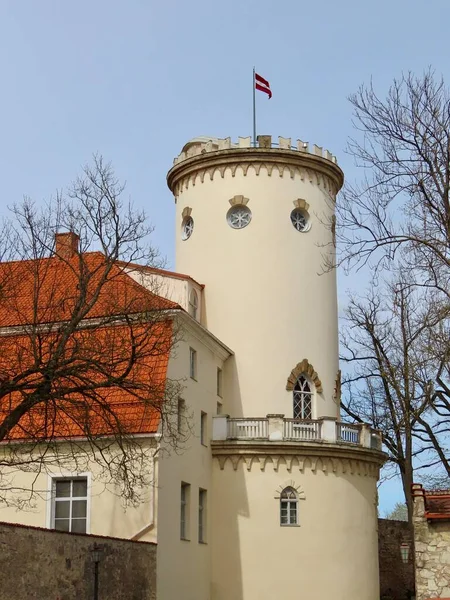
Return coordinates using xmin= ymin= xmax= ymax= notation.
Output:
xmin=211 ymin=439 xmax=385 ymax=477
xmin=167 ymin=148 xmax=344 ymax=198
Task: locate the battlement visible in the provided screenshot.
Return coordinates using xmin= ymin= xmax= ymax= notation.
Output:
xmin=173 ymin=135 xmax=338 ymax=166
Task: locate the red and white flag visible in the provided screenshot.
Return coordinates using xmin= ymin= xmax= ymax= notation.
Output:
xmin=255 ymin=73 xmax=272 ymax=99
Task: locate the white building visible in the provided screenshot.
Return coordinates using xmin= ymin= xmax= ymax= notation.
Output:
xmin=0 ymin=135 xmax=385 ymax=600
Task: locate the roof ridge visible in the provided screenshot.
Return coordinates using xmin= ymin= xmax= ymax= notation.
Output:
xmin=0 ymin=250 xmax=105 ymax=267
xmin=118 ymin=260 xmax=204 ymax=288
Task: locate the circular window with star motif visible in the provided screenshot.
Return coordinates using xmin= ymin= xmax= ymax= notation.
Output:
xmin=290 ymin=209 xmax=310 ymax=232
xmin=227 ymin=205 xmax=252 ymax=229
xmin=181 ymin=216 xmax=194 ymax=240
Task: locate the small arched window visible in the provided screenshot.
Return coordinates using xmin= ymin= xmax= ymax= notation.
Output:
xmin=280 ymin=487 xmax=298 ymax=526
xmin=189 ymin=289 xmax=199 ymax=320
xmin=293 ymin=376 xmax=312 ymax=420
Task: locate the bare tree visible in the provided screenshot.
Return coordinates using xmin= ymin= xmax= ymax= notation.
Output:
xmin=338 ymin=71 xmax=450 ymax=516
xmin=338 ymin=69 xmax=450 ymax=288
xmin=341 ymin=273 xmax=450 ymax=523
xmin=0 ymin=156 xmax=184 ymax=508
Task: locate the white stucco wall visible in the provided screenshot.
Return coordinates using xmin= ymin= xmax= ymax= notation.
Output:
xmin=211 ymin=454 xmax=380 ymax=600
xmin=124 ymin=268 xmax=204 ymax=323
xmin=170 ymin=145 xmax=341 ymax=419
xmin=156 ymin=326 xmax=231 ymax=600
xmin=0 ymin=439 xmax=157 ymax=541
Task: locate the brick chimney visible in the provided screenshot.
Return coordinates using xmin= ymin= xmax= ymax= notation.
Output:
xmin=55 ymin=232 xmax=80 ymax=259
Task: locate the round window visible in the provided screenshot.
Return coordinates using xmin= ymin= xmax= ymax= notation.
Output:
xmin=181 ymin=216 xmax=194 ymax=240
xmin=227 ymin=205 xmax=252 ymax=229
xmin=290 ymin=209 xmax=310 ymax=232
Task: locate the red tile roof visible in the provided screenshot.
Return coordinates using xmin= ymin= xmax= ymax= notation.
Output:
xmin=0 ymin=252 xmax=178 ymax=440
xmin=0 ymin=252 xmax=178 ymax=328
xmin=413 ymin=484 xmax=450 ymax=520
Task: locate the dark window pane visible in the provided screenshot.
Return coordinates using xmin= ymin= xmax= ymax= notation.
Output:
xmin=55 ymin=501 xmax=70 ymax=519
xmin=54 ymin=519 xmax=70 ymax=532
xmin=72 ymin=500 xmax=87 ymax=518
xmin=55 ymin=481 xmax=70 ymax=498
xmin=71 ymin=519 xmax=87 ymax=534
xmin=73 ymin=480 xmax=87 ymax=497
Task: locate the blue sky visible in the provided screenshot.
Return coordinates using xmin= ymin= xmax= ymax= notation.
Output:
xmin=1 ymin=0 xmax=449 ymax=513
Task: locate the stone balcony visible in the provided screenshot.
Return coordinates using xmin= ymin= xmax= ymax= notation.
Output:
xmin=212 ymin=414 xmax=382 ymax=451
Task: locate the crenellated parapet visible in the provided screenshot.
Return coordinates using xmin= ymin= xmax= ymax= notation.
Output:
xmin=172 ymin=135 xmax=339 ymax=165
xmin=167 ymin=134 xmax=344 ymax=197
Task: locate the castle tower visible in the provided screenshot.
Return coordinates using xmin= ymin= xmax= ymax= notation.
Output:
xmin=167 ymin=136 xmax=385 ymax=600
xmin=167 ymin=135 xmax=341 ymax=419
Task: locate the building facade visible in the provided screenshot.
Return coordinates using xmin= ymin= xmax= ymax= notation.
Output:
xmin=0 ymin=135 xmax=385 ymax=600
xmin=413 ymin=483 xmax=450 ymax=600
xmin=166 ymin=135 xmax=385 ymax=600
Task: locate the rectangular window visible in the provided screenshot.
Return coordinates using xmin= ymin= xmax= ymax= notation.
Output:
xmin=216 ymin=401 xmax=222 ymax=415
xmin=189 ymin=348 xmax=197 ymax=380
xmin=180 ymin=482 xmax=190 ymax=540
xmin=216 ymin=367 xmax=223 ymax=397
xmin=177 ymin=398 xmax=185 ymax=433
xmin=52 ymin=478 xmax=88 ymax=533
xmin=198 ymin=489 xmax=207 ymax=543
xmin=200 ymin=411 xmax=207 ymax=445
xmin=280 ymin=489 xmax=298 ymax=526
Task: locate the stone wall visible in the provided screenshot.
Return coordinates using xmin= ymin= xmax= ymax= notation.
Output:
xmin=378 ymin=518 xmax=415 ymax=600
xmin=413 ymin=495 xmax=450 ymax=600
xmin=0 ymin=521 xmax=156 ymax=600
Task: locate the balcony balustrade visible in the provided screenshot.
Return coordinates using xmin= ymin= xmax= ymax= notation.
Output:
xmin=212 ymin=414 xmax=382 ymax=450
xmin=226 ymin=418 xmax=269 ymax=440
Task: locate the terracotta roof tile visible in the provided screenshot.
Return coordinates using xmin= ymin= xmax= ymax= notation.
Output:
xmin=0 ymin=321 xmax=172 ymax=440
xmin=0 ymin=252 xmax=176 ymax=439
xmin=0 ymin=252 xmax=178 ymax=328
xmin=413 ymin=484 xmax=450 ymax=520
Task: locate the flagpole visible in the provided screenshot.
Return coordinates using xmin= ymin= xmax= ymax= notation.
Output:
xmin=252 ymin=67 xmax=256 ymax=147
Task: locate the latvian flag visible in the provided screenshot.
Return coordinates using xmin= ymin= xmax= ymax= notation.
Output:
xmin=255 ymin=73 xmax=272 ymax=99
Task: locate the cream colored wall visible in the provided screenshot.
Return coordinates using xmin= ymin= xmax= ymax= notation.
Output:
xmin=173 ymin=163 xmax=339 ymax=419
xmin=0 ymin=439 xmax=157 ymax=542
xmin=125 ymin=269 xmax=203 ymax=323
xmin=156 ymin=329 xmax=229 ymax=600
xmin=211 ymin=456 xmax=380 ymax=600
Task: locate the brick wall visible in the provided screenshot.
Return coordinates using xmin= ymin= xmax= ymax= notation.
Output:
xmin=0 ymin=521 xmax=156 ymax=600
xmin=378 ymin=518 xmax=415 ymax=600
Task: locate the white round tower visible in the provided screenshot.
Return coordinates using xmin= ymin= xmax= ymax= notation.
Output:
xmin=167 ymin=136 xmax=385 ymax=600
xmin=168 ymin=135 xmax=342 ymax=420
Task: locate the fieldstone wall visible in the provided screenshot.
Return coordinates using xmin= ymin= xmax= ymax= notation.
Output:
xmin=413 ymin=496 xmax=450 ymax=600
xmin=0 ymin=520 xmax=156 ymax=600
xmin=378 ymin=518 xmax=415 ymax=600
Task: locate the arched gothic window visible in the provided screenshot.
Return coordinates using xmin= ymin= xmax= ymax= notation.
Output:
xmin=280 ymin=487 xmax=298 ymax=526
xmin=293 ymin=376 xmax=312 ymax=420
xmin=189 ymin=289 xmax=199 ymax=320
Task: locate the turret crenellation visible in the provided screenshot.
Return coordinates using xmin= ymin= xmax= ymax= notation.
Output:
xmin=172 ymin=135 xmax=338 ymax=166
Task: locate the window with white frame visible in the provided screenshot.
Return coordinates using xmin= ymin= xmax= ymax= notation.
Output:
xmin=180 ymin=482 xmax=190 ymax=540
xmin=189 ymin=289 xmax=199 ymax=320
xmin=181 ymin=216 xmax=194 ymax=240
xmin=189 ymin=347 xmax=197 ymax=380
xmin=293 ymin=375 xmax=312 ymax=419
xmin=216 ymin=367 xmax=223 ymax=397
xmin=200 ymin=411 xmax=207 ymax=445
xmin=52 ymin=478 xmax=88 ymax=533
xmin=198 ymin=489 xmax=207 ymax=543
xmin=177 ymin=398 xmax=185 ymax=433
xmin=280 ymin=486 xmax=298 ymax=526
xmin=227 ymin=205 xmax=252 ymax=229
